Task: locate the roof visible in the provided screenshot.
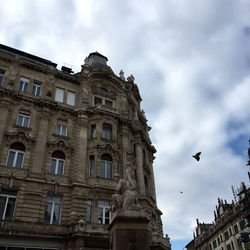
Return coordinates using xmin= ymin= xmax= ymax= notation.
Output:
xmin=0 ymin=43 xmax=57 ymax=67
xmin=88 ymin=51 xmax=108 ymax=61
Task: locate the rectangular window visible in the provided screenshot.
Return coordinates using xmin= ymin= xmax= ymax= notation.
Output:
xmin=226 ymin=244 xmax=231 ymax=250
xmin=224 ymin=231 xmax=229 ymax=240
xmin=212 ymin=240 xmax=217 ymax=249
xmin=98 ymin=200 xmax=110 ymax=224
xmin=102 ymin=123 xmax=112 ymax=139
xmin=55 ymin=88 xmax=64 ymax=103
xmin=32 ymin=81 xmax=42 ymax=96
xmin=16 ymin=110 xmax=30 ymax=128
xmin=234 ymin=224 xmax=238 ymax=234
xmin=89 ymin=156 xmax=95 ymax=178
xmin=105 ymin=100 xmax=113 ymax=107
xmin=6 ymin=150 xmax=24 ymax=168
xmin=66 ymin=91 xmax=75 ymax=106
xmin=56 ymin=120 xmax=67 ymax=136
xmin=50 ymin=158 xmax=64 ymax=175
xmin=0 ymin=69 xmax=5 ymax=86
xmin=0 ymin=189 xmax=17 ymax=221
xmin=94 ymin=96 xmax=102 ymax=105
xmin=239 ymin=219 xmax=245 ymax=230
xmin=100 ymin=160 xmax=112 ymax=179
xmin=44 ymin=195 xmax=61 ymax=225
xmin=18 ymin=77 xmax=29 ymax=93
xmin=86 ymin=200 xmax=92 ymax=223
xmin=91 ymin=124 xmax=96 ymax=138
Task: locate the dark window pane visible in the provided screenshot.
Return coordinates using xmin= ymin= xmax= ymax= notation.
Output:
xmin=52 ymin=203 xmax=61 ymax=224
xmin=18 ymin=81 xmax=23 ymax=91
xmin=44 ymin=203 xmax=52 ymax=224
xmin=23 ymin=82 xmax=28 ymax=93
xmin=89 ymin=159 xmax=94 ymax=178
xmin=32 ymin=85 xmax=36 ymax=95
xmin=23 ymin=116 xmax=30 ymax=127
xmin=7 ymin=151 xmax=15 ymax=167
xmin=98 ymin=207 xmax=103 ymax=224
xmin=4 ymin=197 xmax=16 ymax=220
xmin=16 ymin=115 xmax=23 ymax=126
xmin=94 ymin=96 xmax=102 ymax=105
xmin=15 ymin=153 xmax=24 ymax=168
xmin=0 ymin=196 xmax=7 ymax=219
xmin=58 ymin=160 xmax=64 ymax=175
xmin=50 ymin=159 xmax=56 ymax=174
xmin=100 ymin=161 xmax=105 ymax=178
xmin=107 ymin=163 xmax=112 ymax=179
xmin=86 ymin=200 xmax=92 ymax=223
xmin=61 ymin=126 xmax=67 ymax=136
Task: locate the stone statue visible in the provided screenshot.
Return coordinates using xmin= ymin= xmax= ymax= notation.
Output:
xmin=119 ymin=70 xmax=125 ymax=80
xmin=111 ymin=164 xmax=141 ymax=212
xmin=127 ymin=74 xmax=135 ymax=83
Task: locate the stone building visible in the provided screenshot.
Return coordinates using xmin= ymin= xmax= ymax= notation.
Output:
xmin=0 ymin=44 xmax=171 ymax=250
xmin=186 ymin=182 xmax=250 ymax=250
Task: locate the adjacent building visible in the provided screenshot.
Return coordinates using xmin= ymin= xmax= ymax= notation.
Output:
xmin=186 ymin=182 xmax=250 ymax=250
xmin=0 ymin=44 xmax=171 ymax=250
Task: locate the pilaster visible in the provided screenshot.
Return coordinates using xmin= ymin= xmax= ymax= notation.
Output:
xmin=32 ymin=109 xmax=50 ymax=174
xmin=0 ymin=105 xmax=9 ymax=145
xmin=135 ymin=142 xmax=145 ymax=195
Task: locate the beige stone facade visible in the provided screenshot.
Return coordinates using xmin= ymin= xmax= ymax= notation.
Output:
xmin=0 ymin=44 xmax=171 ymax=250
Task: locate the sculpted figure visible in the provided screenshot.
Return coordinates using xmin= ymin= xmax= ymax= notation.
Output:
xmin=111 ymin=164 xmax=141 ymax=212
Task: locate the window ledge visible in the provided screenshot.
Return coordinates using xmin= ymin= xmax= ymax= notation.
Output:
xmin=14 ymin=125 xmax=32 ymax=131
xmin=52 ymin=133 xmax=70 ymax=139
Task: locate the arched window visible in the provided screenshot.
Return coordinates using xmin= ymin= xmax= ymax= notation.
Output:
xmin=100 ymin=154 xmax=112 ymax=179
xmin=89 ymin=155 xmax=95 ymax=178
xmin=50 ymin=150 xmax=65 ymax=175
xmin=6 ymin=142 xmax=26 ymax=168
xmin=144 ymin=176 xmax=149 ymax=196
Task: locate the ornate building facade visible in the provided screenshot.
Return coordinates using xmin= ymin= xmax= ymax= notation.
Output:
xmin=186 ymin=183 xmax=250 ymax=250
xmin=0 ymin=44 xmax=171 ymax=250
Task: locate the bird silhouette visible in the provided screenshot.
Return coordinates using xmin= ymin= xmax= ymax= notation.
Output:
xmin=192 ymin=152 xmax=201 ymax=161
xmin=180 ymin=191 xmax=183 ymax=194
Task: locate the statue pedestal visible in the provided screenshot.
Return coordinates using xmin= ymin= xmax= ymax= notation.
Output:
xmin=109 ymin=209 xmax=151 ymax=250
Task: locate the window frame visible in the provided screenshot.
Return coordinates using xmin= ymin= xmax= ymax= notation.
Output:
xmin=98 ymin=200 xmax=110 ymax=224
xmin=86 ymin=200 xmax=92 ymax=223
xmin=100 ymin=159 xmax=112 ymax=179
xmin=90 ymin=124 xmax=96 ymax=138
xmin=6 ymin=149 xmax=25 ymax=168
xmin=18 ymin=77 xmax=29 ymax=93
xmin=89 ymin=156 xmax=95 ymax=178
xmin=55 ymin=87 xmax=65 ymax=103
xmin=102 ymin=123 xmax=112 ymax=140
xmin=0 ymin=189 xmax=17 ymax=221
xmin=66 ymin=91 xmax=76 ymax=106
xmin=16 ymin=113 xmax=30 ymax=128
xmin=44 ymin=195 xmax=62 ymax=225
xmin=32 ymin=80 xmax=42 ymax=96
xmin=50 ymin=157 xmax=65 ymax=175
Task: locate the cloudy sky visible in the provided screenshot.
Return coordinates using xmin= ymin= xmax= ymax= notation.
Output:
xmin=1 ymin=0 xmax=250 ymax=249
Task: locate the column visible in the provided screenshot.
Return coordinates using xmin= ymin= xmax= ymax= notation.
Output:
xmin=149 ymin=162 xmax=157 ymax=203
xmin=121 ymin=125 xmax=129 ymax=178
xmin=0 ymin=105 xmax=9 ymax=145
xmin=32 ymin=112 xmax=49 ymax=174
xmin=135 ymin=143 xmax=145 ymax=195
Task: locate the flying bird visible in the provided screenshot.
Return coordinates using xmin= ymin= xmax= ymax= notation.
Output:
xmin=192 ymin=152 xmax=201 ymax=161
xmin=180 ymin=191 xmax=183 ymax=194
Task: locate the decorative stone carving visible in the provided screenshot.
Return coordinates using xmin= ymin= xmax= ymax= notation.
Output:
xmin=119 ymin=70 xmax=125 ymax=80
xmin=74 ymin=211 xmax=86 ymax=233
xmin=44 ymin=73 xmax=55 ymax=97
xmin=127 ymin=74 xmax=135 ymax=83
xmin=4 ymin=63 xmax=19 ymax=90
xmin=111 ymin=163 xmax=141 ymax=212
